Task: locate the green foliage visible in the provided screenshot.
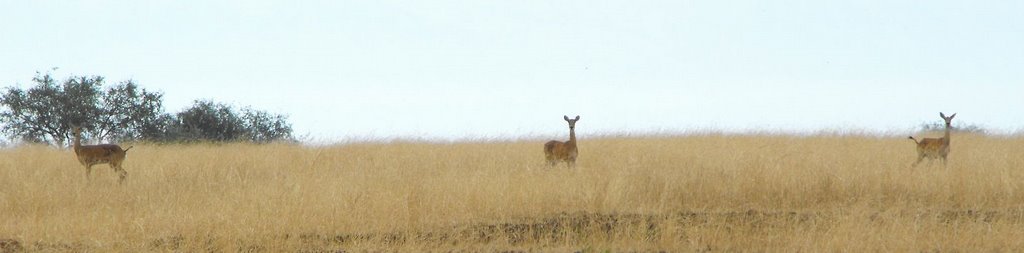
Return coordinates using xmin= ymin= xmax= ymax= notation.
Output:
xmin=1 ymin=72 xmax=105 ymax=145
xmin=98 ymin=79 xmax=168 ymax=141
xmin=241 ymin=107 xmax=294 ymax=143
xmin=162 ymin=100 xmax=294 ymax=143
xmin=167 ymin=100 xmax=247 ymax=142
xmin=919 ymin=121 xmax=987 ymax=134
xmin=1 ymin=71 xmax=294 ymax=145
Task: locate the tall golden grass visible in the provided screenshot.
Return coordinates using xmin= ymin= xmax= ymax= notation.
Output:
xmin=2 ymin=133 xmax=1023 ymax=251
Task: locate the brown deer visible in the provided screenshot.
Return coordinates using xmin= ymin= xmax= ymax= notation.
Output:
xmin=908 ymin=112 xmax=956 ymax=167
xmin=72 ymin=127 xmax=132 ymax=184
xmin=544 ymin=115 xmax=580 ymax=168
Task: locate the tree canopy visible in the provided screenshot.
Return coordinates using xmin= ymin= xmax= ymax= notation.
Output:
xmin=1 ymin=71 xmax=294 ymax=145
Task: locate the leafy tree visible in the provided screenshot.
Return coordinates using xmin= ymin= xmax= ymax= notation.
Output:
xmin=97 ymin=80 xmax=168 ymax=141
xmin=166 ymin=100 xmax=293 ymax=143
xmin=168 ymin=100 xmax=246 ymax=142
xmin=919 ymin=121 xmax=987 ymax=134
xmin=241 ymin=107 xmax=294 ymax=143
xmin=1 ymin=72 xmax=169 ymax=145
xmin=3 ymin=71 xmax=294 ymax=145
xmin=0 ymin=72 xmax=103 ymax=145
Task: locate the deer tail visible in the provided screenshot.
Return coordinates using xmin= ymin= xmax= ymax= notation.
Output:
xmin=907 ymin=136 xmax=918 ymax=144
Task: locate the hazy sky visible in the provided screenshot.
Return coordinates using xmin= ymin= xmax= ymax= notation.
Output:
xmin=2 ymin=1 xmax=1022 ymax=141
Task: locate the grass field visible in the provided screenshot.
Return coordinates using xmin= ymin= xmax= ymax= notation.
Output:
xmin=2 ymin=133 xmax=1024 ymax=252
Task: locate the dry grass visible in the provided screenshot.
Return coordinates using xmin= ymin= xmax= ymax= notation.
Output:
xmin=2 ymin=133 xmax=1024 ymax=252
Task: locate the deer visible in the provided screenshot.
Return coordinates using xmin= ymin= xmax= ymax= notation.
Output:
xmin=908 ymin=112 xmax=956 ymax=167
xmin=544 ymin=115 xmax=580 ymax=168
xmin=72 ymin=127 xmax=132 ymax=184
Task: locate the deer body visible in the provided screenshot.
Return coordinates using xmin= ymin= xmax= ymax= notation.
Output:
xmin=544 ymin=115 xmax=579 ymax=168
xmin=73 ymin=128 xmax=131 ymax=183
xmin=908 ymin=112 xmax=955 ymax=167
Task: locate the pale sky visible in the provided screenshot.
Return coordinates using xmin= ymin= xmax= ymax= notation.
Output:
xmin=2 ymin=1 xmax=1022 ymax=141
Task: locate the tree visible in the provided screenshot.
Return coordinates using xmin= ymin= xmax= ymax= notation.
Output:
xmin=0 ymin=72 xmax=103 ymax=145
xmin=919 ymin=121 xmax=987 ymax=134
xmin=166 ymin=100 xmax=293 ymax=143
xmin=1 ymin=72 xmax=169 ymax=145
xmin=3 ymin=71 xmax=294 ymax=145
xmin=97 ymin=80 xmax=168 ymax=142
xmin=241 ymin=107 xmax=294 ymax=143
xmin=168 ymin=100 xmax=246 ymax=142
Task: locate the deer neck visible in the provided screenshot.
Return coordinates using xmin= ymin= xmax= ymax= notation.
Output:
xmin=73 ymin=131 xmax=82 ymax=153
xmin=567 ymin=127 xmax=577 ymax=147
xmin=943 ymin=123 xmax=951 ymax=144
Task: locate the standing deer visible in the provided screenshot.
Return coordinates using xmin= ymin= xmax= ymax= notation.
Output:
xmin=72 ymin=127 xmax=132 ymax=184
xmin=908 ymin=112 xmax=956 ymax=167
xmin=544 ymin=115 xmax=580 ymax=168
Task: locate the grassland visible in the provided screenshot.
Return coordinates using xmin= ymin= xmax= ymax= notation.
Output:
xmin=2 ymin=133 xmax=1024 ymax=252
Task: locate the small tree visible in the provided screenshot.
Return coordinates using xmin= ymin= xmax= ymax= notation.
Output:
xmin=241 ymin=107 xmax=294 ymax=143
xmin=1 ymin=72 xmax=168 ymax=145
xmin=169 ymin=100 xmax=246 ymax=142
xmin=165 ymin=100 xmax=293 ymax=143
xmin=919 ymin=121 xmax=987 ymax=134
xmin=0 ymin=72 xmax=103 ymax=146
xmin=97 ymin=80 xmax=168 ymax=142
xmin=3 ymin=71 xmax=295 ymax=145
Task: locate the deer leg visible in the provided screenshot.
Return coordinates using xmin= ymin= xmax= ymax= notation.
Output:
xmin=85 ymin=164 xmax=94 ymax=180
xmin=118 ymin=169 xmax=127 ymax=184
xmin=111 ymin=162 xmax=127 ymax=184
xmin=912 ymin=155 xmax=924 ymax=167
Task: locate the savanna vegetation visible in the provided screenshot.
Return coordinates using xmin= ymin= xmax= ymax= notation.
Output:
xmin=2 ymin=72 xmax=1021 ymax=251
xmin=2 ymin=133 xmax=1023 ymax=252
xmin=1 ymin=71 xmax=294 ymax=146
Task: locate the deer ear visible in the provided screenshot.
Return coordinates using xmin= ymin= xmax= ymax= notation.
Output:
xmin=949 ymin=113 xmax=956 ymax=119
xmin=574 ymin=115 xmax=580 ymax=121
xmin=940 ymin=112 xmax=946 ymax=118
xmin=564 ymin=115 xmax=570 ymax=121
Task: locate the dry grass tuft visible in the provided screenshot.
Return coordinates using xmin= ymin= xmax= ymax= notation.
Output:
xmin=2 ymin=133 xmax=1023 ymax=251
